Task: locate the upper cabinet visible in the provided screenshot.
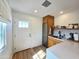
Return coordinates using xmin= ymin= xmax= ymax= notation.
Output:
xmin=43 ymin=15 xmax=54 ymax=35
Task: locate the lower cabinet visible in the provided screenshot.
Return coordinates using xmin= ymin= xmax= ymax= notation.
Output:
xmin=48 ymin=36 xmax=61 ymax=47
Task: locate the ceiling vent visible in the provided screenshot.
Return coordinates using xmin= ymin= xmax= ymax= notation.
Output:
xmin=42 ymin=0 xmax=51 ymax=7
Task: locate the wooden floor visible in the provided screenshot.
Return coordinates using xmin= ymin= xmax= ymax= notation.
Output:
xmin=13 ymin=46 xmax=46 ymax=59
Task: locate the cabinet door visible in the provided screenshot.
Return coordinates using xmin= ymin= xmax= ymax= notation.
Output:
xmin=42 ymin=23 xmax=48 ymax=47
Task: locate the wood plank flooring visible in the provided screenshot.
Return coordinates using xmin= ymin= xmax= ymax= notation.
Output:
xmin=12 ymin=46 xmax=46 ymax=59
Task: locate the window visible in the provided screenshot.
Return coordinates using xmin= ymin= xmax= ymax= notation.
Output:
xmin=0 ymin=21 xmax=7 ymax=51
xmin=18 ymin=21 xmax=29 ymax=28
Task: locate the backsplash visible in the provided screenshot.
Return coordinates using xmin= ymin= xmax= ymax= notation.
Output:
xmin=53 ymin=29 xmax=79 ymax=40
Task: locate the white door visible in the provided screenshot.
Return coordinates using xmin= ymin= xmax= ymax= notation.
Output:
xmin=13 ymin=19 xmax=32 ymax=52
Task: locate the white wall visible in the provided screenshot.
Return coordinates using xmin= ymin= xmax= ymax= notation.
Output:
xmin=0 ymin=0 xmax=12 ymax=20
xmin=12 ymin=10 xmax=42 ymax=52
xmin=55 ymin=9 xmax=79 ymax=26
xmin=0 ymin=0 xmax=12 ymax=59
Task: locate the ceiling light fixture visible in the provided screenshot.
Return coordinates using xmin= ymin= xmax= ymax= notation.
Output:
xmin=34 ymin=10 xmax=38 ymax=13
xmin=60 ymin=11 xmax=63 ymax=14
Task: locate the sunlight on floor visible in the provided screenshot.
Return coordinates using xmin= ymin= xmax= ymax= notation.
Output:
xmin=33 ymin=50 xmax=46 ymax=59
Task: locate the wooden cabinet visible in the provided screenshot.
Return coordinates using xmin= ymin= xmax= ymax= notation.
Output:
xmin=42 ymin=15 xmax=54 ymax=47
xmin=43 ymin=15 xmax=54 ymax=35
xmin=48 ymin=36 xmax=61 ymax=47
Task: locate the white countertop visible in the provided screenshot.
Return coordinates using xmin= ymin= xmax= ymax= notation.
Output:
xmin=47 ymin=40 xmax=79 ymax=59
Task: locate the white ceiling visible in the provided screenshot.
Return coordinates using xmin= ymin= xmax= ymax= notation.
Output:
xmin=7 ymin=0 xmax=79 ymax=17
